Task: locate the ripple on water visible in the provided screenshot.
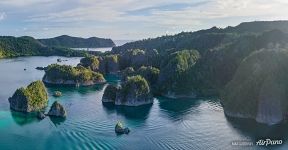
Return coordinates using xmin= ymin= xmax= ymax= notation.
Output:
xmin=64 ymin=120 xmax=114 ymax=135
xmin=57 ymin=130 xmax=120 ymax=150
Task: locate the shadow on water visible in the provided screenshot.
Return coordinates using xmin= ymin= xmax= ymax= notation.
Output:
xmin=225 ymin=115 xmax=288 ymax=142
xmin=46 ymin=84 xmax=105 ymax=96
xmin=102 ymin=102 xmax=152 ymax=120
xmin=49 ymin=117 xmax=66 ymax=126
xmin=10 ymin=111 xmax=39 ymax=126
xmin=156 ymin=96 xmax=204 ymax=120
xmin=10 ymin=110 xmax=66 ymax=126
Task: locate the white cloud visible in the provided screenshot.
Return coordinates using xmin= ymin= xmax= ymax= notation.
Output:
xmin=0 ymin=12 xmax=7 ymax=21
xmin=1 ymin=0 xmax=288 ymax=39
xmin=0 ymin=0 xmax=57 ymax=7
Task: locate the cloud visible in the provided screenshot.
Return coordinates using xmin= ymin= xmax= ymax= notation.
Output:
xmin=0 ymin=12 xmax=6 ymax=21
xmin=1 ymin=0 xmax=288 ymax=40
xmin=0 ymin=0 xmax=57 ymax=7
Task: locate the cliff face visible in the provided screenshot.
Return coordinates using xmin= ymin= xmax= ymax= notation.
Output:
xmin=9 ymin=81 xmax=48 ymax=112
xmin=79 ymin=56 xmax=100 ymax=71
xmin=119 ymin=49 xmax=159 ymax=70
xmin=48 ymin=101 xmax=67 ymax=118
xmin=102 ymin=85 xmax=119 ymax=103
xmin=98 ymin=55 xmax=120 ymax=74
xmin=115 ymin=75 xmax=153 ymax=106
xmin=79 ymin=55 xmax=120 ymax=75
xmin=157 ymin=50 xmax=200 ymax=97
xmin=221 ymin=48 xmax=288 ymax=125
xmin=43 ymin=64 xmax=105 ymax=86
xmin=102 ymin=76 xmax=153 ymax=106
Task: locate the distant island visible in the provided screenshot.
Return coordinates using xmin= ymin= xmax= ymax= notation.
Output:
xmin=0 ymin=35 xmax=115 ymax=58
xmin=38 ymin=35 xmax=115 ymax=48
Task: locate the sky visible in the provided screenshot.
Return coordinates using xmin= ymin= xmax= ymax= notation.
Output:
xmin=0 ymin=0 xmax=288 ymax=40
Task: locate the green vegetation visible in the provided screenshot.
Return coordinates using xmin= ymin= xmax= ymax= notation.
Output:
xmin=105 ymin=54 xmax=119 ymax=63
xmin=136 ymin=66 xmax=160 ymax=84
xmin=79 ymin=54 xmax=120 ymax=74
xmin=102 ymin=85 xmax=119 ymax=102
xmin=44 ymin=64 xmax=104 ymax=83
xmin=38 ymin=35 xmax=115 ymax=48
xmin=118 ymin=49 xmax=159 ymax=69
xmin=25 ymin=81 xmax=48 ymax=108
xmin=112 ymin=21 xmax=288 ymax=54
xmin=122 ymin=75 xmax=150 ymax=97
xmin=9 ymin=80 xmax=48 ymax=112
xmin=111 ymin=21 xmax=288 ymax=98
xmin=122 ymin=66 xmax=160 ymax=86
xmin=158 ymin=50 xmax=200 ymax=95
xmin=0 ymin=36 xmax=88 ymax=58
xmin=98 ymin=54 xmax=120 ymax=74
xmin=53 ymin=91 xmax=62 ymax=97
xmin=48 ymin=101 xmax=67 ymax=118
xmin=115 ymin=75 xmax=153 ymax=106
xmin=221 ymin=48 xmax=288 ymax=118
xmin=79 ymin=56 xmax=100 ymax=71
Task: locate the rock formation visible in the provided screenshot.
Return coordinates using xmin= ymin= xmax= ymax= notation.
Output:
xmin=53 ymin=91 xmax=62 ymax=97
xmin=115 ymin=121 xmax=130 ymax=134
xmin=43 ymin=64 xmax=105 ymax=86
xmin=115 ymin=75 xmax=153 ymax=106
xmin=221 ymin=49 xmax=288 ymax=125
xmin=8 ymin=80 xmax=48 ymax=112
xmin=47 ymin=101 xmax=67 ymax=118
xmin=102 ymin=85 xmax=119 ymax=103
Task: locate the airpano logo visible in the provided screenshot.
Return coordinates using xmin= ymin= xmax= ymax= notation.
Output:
xmin=256 ymin=139 xmax=283 ymax=146
xmin=232 ymin=139 xmax=283 ymax=146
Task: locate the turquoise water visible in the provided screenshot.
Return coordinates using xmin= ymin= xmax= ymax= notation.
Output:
xmin=0 ymin=56 xmax=287 ymax=150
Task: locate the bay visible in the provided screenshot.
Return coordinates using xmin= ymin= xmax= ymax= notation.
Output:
xmin=0 ymin=56 xmax=286 ymax=150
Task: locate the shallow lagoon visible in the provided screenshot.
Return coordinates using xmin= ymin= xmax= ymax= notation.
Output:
xmin=0 ymin=56 xmax=287 ymax=150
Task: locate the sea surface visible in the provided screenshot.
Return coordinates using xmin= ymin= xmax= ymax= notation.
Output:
xmin=0 ymin=56 xmax=287 ymax=150
xmin=72 ymin=40 xmax=133 ymax=52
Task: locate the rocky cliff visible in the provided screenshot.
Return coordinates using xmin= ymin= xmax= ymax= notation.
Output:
xmin=43 ymin=64 xmax=105 ymax=86
xmin=115 ymin=75 xmax=153 ymax=106
xmin=9 ymin=81 xmax=48 ymax=112
xmin=102 ymin=85 xmax=119 ymax=103
xmin=221 ymin=48 xmax=288 ymax=125
xmin=102 ymin=75 xmax=153 ymax=106
xmin=48 ymin=101 xmax=67 ymax=118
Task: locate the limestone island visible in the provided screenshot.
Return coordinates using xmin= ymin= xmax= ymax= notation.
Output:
xmin=53 ymin=91 xmax=62 ymax=97
xmin=115 ymin=121 xmax=130 ymax=134
xmin=221 ymin=49 xmax=288 ymax=125
xmin=102 ymin=75 xmax=153 ymax=106
xmin=43 ymin=64 xmax=106 ymax=86
xmin=78 ymin=55 xmax=120 ymax=75
xmin=8 ymin=80 xmax=48 ymax=113
xmin=47 ymin=101 xmax=67 ymax=118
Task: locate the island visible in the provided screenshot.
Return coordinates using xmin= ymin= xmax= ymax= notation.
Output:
xmin=221 ymin=48 xmax=288 ymax=125
xmin=0 ymin=36 xmax=88 ymax=58
xmin=78 ymin=55 xmax=120 ymax=75
xmin=102 ymin=85 xmax=119 ymax=103
xmin=102 ymin=75 xmax=153 ymax=106
xmin=102 ymin=21 xmax=288 ymax=125
xmin=47 ymin=101 xmax=67 ymax=118
xmin=43 ymin=64 xmax=106 ymax=86
xmin=115 ymin=121 xmax=130 ymax=134
xmin=38 ymin=35 xmax=115 ymax=48
xmin=8 ymin=80 xmax=48 ymax=112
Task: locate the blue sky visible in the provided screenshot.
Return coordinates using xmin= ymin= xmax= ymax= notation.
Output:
xmin=0 ymin=0 xmax=288 ymax=40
